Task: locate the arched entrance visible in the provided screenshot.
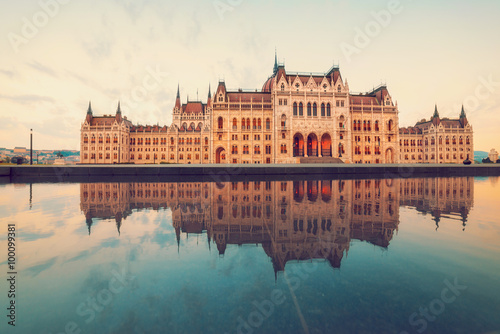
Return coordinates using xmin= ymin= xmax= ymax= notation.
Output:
xmin=385 ymin=148 xmax=394 ymax=164
xmin=216 ymin=147 xmax=226 ymax=164
xmin=321 ymin=133 xmax=332 ymax=157
xmin=293 ymin=133 xmax=304 ymax=157
xmin=307 ymin=134 xmax=318 ymax=157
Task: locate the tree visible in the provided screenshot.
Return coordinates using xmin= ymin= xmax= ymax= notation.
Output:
xmin=482 ymin=157 xmax=492 ymax=164
xmin=3 ymin=157 xmax=10 ymax=164
xmin=497 ymin=159 xmax=500 ymax=164
xmin=55 ymin=151 xmax=64 ymax=158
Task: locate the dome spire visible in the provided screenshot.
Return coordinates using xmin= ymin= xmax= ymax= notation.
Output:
xmin=273 ymin=48 xmax=278 ymax=74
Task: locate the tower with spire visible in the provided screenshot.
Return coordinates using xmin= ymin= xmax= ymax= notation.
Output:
xmin=459 ymin=105 xmax=468 ymax=126
xmin=85 ymin=101 xmax=93 ymax=123
xmin=115 ymin=101 xmax=122 ymax=122
xmin=431 ymin=104 xmax=440 ymax=126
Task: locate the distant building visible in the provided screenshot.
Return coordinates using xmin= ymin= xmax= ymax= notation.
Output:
xmin=489 ymin=149 xmax=499 ymax=162
xmin=399 ymin=105 xmax=473 ymax=164
xmin=14 ymin=147 xmax=27 ymax=154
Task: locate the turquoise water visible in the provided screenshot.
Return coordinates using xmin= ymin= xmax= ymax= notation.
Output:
xmin=0 ymin=177 xmax=499 ymax=334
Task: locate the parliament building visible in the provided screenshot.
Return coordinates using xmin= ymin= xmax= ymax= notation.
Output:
xmin=80 ymin=55 xmax=472 ymax=164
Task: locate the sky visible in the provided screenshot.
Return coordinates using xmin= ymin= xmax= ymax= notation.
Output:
xmin=0 ymin=0 xmax=499 ymax=151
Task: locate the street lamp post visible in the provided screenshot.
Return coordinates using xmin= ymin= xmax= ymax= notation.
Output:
xmin=30 ymin=129 xmax=33 ymax=165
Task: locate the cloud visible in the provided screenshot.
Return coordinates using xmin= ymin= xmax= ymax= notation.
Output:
xmin=0 ymin=94 xmax=55 ymax=105
xmin=26 ymin=61 xmax=59 ymax=78
xmin=82 ymin=35 xmax=115 ymax=60
xmin=25 ymin=257 xmax=57 ymax=277
xmin=0 ymin=69 xmax=16 ymax=78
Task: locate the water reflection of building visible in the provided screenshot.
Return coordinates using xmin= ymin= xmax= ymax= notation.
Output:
xmin=399 ymin=178 xmax=474 ymax=230
xmin=80 ymin=177 xmax=474 ymax=272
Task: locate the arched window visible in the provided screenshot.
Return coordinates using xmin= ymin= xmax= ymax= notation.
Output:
xmin=232 ymin=118 xmax=237 ymax=129
xmin=106 ymin=134 xmax=110 ymax=144
xmin=326 ymin=103 xmax=331 ymax=117
xmin=247 ymin=118 xmax=250 ymax=130
xmin=205 ymin=137 xmax=209 ymax=145
xmin=299 ymin=103 xmax=303 ymax=116
xmin=241 ymin=118 xmax=246 ymax=129
xmin=266 ymin=118 xmax=271 ymax=130
xmin=313 ymin=103 xmax=317 ymax=116
xmin=321 ymin=103 xmax=325 ymax=117
xmin=293 ymin=102 xmax=298 ymax=116
xmin=258 ymin=118 xmax=262 ymax=129
xmin=466 ymin=136 xmax=470 ymax=145
xmin=253 ymin=118 xmax=257 ymax=130
xmin=281 ymin=114 xmax=286 ymax=129
xmin=218 ymin=117 xmax=223 ymax=129
xmin=337 ymin=85 xmax=341 ymax=93
xmin=307 ymin=103 xmax=312 ymax=116
xmin=84 ymin=135 xmax=88 ymax=143
xmin=281 ymin=83 xmax=285 ymax=91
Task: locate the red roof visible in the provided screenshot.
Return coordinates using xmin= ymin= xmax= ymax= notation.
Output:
xmin=182 ymin=102 xmax=205 ymax=114
xmin=350 ymin=95 xmax=379 ymax=105
xmin=90 ymin=116 xmax=115 ymax=126
xmin=227 ymin=92 xmax=272 ymax=103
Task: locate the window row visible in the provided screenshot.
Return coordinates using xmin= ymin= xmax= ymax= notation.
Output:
xmin=83 ymin=134 xmax=119 ymax=144
xmin=353 ymin=120 xmax=383 ymax=131
xmin=230 ymin=145 xmax=273 ymax=155
xmin=293 ymin=102 xmax=332 ymax=117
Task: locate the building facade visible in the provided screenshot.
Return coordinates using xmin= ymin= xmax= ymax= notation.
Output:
xmin=488 ymin=149 xmax=498 ymax=162
xmin=80 ymin=56 xmax=471 ymax=164
xmin=398 ymin=106 xmax=473 ymax=164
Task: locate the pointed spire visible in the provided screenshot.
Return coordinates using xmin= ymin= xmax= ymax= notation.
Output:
xmin=175 ymin=84 xmax=181 ymax=109
xmin=460 ymin=104 xmax=466 ymax=118
xmin=273 ymin=48 xmax=278 ymax=74
xmin=207 ymin=83 xmax=212 ymax=109
xmin=116 ymin=101 xmax=121 ymax=114
xmin=86 ymin=217 xmax=93 ymax=235
xmin=87 ymin=101 xmax=92 ymax=115
xmin=433 ymin=104 xmax=439 ymax=118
